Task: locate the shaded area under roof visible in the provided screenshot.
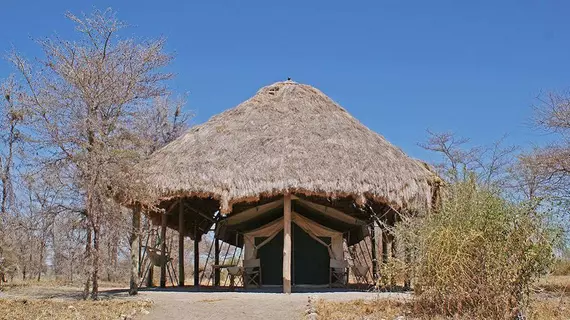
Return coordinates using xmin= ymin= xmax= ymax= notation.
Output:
xmin=216 ymin=198 xmax=369 ymax=247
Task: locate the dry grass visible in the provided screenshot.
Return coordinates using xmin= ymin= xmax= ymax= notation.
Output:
xmin=315 ymin=294 xmax=570 ymax=320
xmin=538 ymin=275 xmax=570 ymax=294
xmin=0 ymin=299 xmax=151 ymax=320
xmin=0 ymin=280 xmax=152 ymax=319
xmin=314 ymin=298 xmax=411 ymax=320
xmin=315 ymin=276 xmax=570 ymax=319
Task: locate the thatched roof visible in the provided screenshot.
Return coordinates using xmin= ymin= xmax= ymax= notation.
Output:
xmin=140 ymin=80 xmax=440 ymax=214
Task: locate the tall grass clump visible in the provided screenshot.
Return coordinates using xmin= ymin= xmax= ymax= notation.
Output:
xmin=397 ymin=178 xmax=560 ymax=319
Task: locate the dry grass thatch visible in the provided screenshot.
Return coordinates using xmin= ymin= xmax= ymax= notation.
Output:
xmin=140 ymin=81 xmax=440 ymax=213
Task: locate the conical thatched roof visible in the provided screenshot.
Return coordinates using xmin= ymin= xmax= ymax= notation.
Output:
xmin=141 ymin=80 xmax=439 ymax=214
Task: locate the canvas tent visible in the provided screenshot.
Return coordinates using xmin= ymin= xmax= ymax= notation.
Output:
xmin=214 ymin=197 xmax=368 ymax=286
xmin=136 ymin=80 xmax=442 ymax=292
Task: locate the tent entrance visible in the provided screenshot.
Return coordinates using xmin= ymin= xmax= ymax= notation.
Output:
xmin=292 ymin=224 xmax=330 ymax=285
xmin=255 ymin=230 xmax=284 ymax=285
xmin=254 ymin=224 xmax=331 ymax=286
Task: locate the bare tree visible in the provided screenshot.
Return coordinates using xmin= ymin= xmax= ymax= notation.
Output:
xmin=514 ymin=91 xmax=570 ymax=221
xmin=418 ymin=130 xmax=516 ymax=188
xmin=11 ymin=9 xmax=176 ymax=299
xmin=0 ymin=77 xmax=25 ymax=224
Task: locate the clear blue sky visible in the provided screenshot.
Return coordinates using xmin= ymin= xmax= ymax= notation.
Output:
xmin=1 ymin=1 xmax=569 ymax=162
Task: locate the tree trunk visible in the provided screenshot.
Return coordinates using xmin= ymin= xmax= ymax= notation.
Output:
xmin=1 ymin=121 xmax=17 ymax=220
xmin=91 ymin=224 xmax=100 ymax=300
xmin=82 ymin=227 xmax=92 ymax=300
xmin=37 ymin=241 xmax=45 ymax=281
xmin=129 ymin=206 xmax=141 ymax=295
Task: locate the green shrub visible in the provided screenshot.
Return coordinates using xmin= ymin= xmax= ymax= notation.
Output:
xmin=396 ymin=178 xmax=560 ymax=319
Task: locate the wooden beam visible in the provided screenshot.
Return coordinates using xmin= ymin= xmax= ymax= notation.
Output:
xmin=214 ymin=237 xmax=220 ymax=286
xmin=178 ymin=204 xmax=185 ymax=287
xmin=370 ymin=222 xmax=378 ymax=282
xmin=184 ymin=203 xmax=216 ymax=223
xmin=283 ymin=193 xmax=292 ymax=294
xmin=147 ymin=229 xmax=155 ymax=287
xmin=160 ymin=211 xmax=167 ymax=288
xmin=194 ymin=224 xmax=200 ymax=288
xmin=381 ymin=230 xmax=389 ymax=264
xmin=390 ymin=234 xmax=396 ymax=288
xmin=129 ymin=206 xmax=141 ymax=295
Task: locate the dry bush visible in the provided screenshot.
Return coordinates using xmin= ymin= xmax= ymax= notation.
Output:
xmin=395 ymin=178 xmax=559 ymax=319
xmin=376 ymin=258 xmax=408 ymax=290
xmin=552 ymin=259 xmax=570 ymax=276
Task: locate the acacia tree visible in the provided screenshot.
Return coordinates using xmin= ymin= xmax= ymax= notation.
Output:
xmin=520 ymin=91 xmax=570 ymax=201
xmin=418 ymin=130 xmax=517 ymax=188
xmin=517 ymin=91 xmax=570 ymax=245
xmin=12 ymin=9 xmax=176 ymax=299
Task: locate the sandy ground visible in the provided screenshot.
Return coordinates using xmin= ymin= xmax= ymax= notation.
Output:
xmin=0 ymin=284 xmax=410 ymax=320
xmin=136 ymin=289 xmax=409 ymax=320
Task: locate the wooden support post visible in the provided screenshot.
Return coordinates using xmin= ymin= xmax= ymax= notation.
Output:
xmin=370 ymin=222 xmax=378 ymax=282
xmin=194 ymin=225 xmax=200 ymax=288
xmin=178 ymin=205 xmax=185 ymax=287
xmin=147 ymin=228 xmax=155 ymax=287
xmin=214 ymin=237 xmax=220 ymax=286
xmin=381 ymin=230 xmax=389 ymax=264
xmin=160 ymin=211 xmax=168 ymax=288
xmin=129 ymin=206 xmax=141 ymax=295
xmin=283 ymin=193 xmax=292 ymax=294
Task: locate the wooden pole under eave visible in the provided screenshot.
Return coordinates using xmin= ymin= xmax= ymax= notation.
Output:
xmin=194 ymin=224 xmax=200 ymax=288
xmin=370 ymin=222 xmax=378 ymax=282
xmin=178 ymin=204 xmax=185 ymax=287
xmin=214 ymin=237 xmax=220 ymax=286
xmin=147 ymin=226 xmax=155 ymax=287
xmin=381 ymin=230 xmax=389 ymax=264
xmin=129 ymin=205 xmax=141 ymax=295
xmin=283 ymin=193 xmax=292 ymax=294
xmin=160 ymin=211 xmax=168 ymax=288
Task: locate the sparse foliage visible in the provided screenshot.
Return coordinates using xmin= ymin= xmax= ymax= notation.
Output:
xmin=6 ymin=8 xmax=189 ymax=299
xmin=395 ymin=178 xmax=560 ymax=319
xmin=419 ymin=130 xmax=517 ymax=188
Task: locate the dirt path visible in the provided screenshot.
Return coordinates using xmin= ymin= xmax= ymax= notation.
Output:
xmin=0 ymin=283 xmax=409 ymax=319
xmin=137 ymin=291 xmax=408 ymax=320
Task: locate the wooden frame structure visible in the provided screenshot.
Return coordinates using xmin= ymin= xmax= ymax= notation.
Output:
xmin=134 ymin=193 xmax=408 ymax=293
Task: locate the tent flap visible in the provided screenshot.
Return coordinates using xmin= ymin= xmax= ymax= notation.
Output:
xmin=243 ymin=212 xmax=344 ymax=261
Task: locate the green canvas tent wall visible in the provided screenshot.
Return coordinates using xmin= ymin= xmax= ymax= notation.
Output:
xmin=215 ymin=197 xmax=368 ymax=286
xmin=243 ymin=212 xmax=342 ymax=285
